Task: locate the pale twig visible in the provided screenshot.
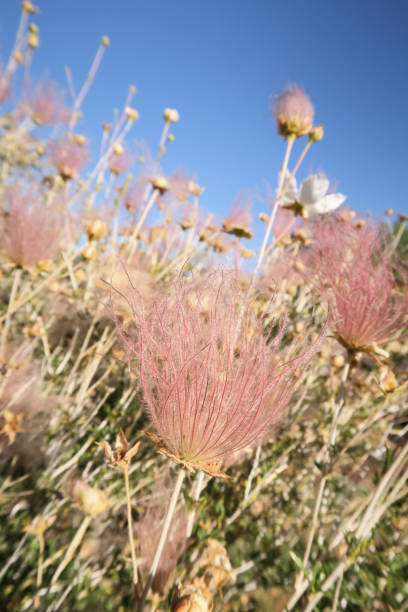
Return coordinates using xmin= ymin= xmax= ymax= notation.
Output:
xmin=0 ymin=267 xmax=22 ymax=360
xmin=331 ymin=563 xmax=344 ymax=612
xmin=127 ymin=188 xmax=159 ymax=259
xmin=51 ymin=515 xmax=92 ymax=584
xmin=0 ymin=260 xmax=73 ymax=323
xmin=69 ymin=40 xmax=108 ymax=133
xmin=253 ymin=136 xmax=295 ymax=277
xmin=287 ymin=361 xmax=350 ymax=610
xmin=34 ymin=533 xmax=45 ymax=609
xmin=137 ymin=469 xmax=186 ymax=611
xmin=244 ymin=444 xmax=261 ymax=503
xmin=123 ymin=463 xmax=139 ymax=585
xmin=303 ymin=439 xmax=408 ymax=612
xmin=186 ymin=470 xmax=206 ymax=538
xmin=393 ymin=219 xmax=406 ymax=251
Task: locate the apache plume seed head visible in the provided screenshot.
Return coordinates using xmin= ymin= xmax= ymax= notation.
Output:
xmin=222 ymin=194 xmax=253 ymax=239
xmin=50 ymin=137 xmax=89 ymax=180
xmin=169 ymin=169 xmax=192 ymax=202
xmin=109 ymin=145 xmax=135 ymax=175
xmin=112 ymin=269 xmax=326 ymax=478
xmin=309 ymin=215 xmax=408 ymax=361
xmin=0 ymin=185 xmax=66 ymax=267
xmin=272 ymin=85 xmax=315 ymax=139
xmin=29 ymin=81 xmax=67 ymax=126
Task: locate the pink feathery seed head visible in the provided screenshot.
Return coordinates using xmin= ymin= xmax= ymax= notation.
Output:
xmin=108 ymin=145 xmax=135 ymax=175
xmin=136 ymin=471 xmax=187 ymax=593
xmin=112 ymin=268 xmax=327 ymax=478
xmin=309 ymin=215 xmax=408 ymax=358
xmin=178 ymin=202 xmax=199 ymax=231
xmin=123 ymin=177 xmax=146 ymax=214
xmin=28 ymin=81 xmax=68 ymax=126
xmin=101 ymin=254 xmax=159 ymax=327
xmin=169 ymin=169 xmax=192 ymax=203
xmin=0 ymin=185 xmax=66 ymax=268
xmin=271 ymin=85 xmax=314 ymax=139
xmin=206 ymin=232 xmax=234 ymax=255
xmin=50 ymin=137 xmax=89 ymax=180
xmin=222 ymin=193 xmax=253 ymax=239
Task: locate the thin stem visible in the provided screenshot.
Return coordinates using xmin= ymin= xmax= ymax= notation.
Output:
xmin=287 ymin=360 xmax=351 ymax=610
xmin=137 ymin=469 xmax=186 ymax=612
xmin=51 ymin=515 xmax=92 ymax=584
xmin=186 ymin=470 xmax=206 ymax=538
xmin=127 ymin=188 xmax=159 ymax=259
xmin=0 ymin=267 xmax=22 ymax=361
xmin=34 ymin=533 xmax=45 ymax=609
xmin=226 ymin=459 xmax=289 ymax=527
xmin=244 ymin=444 xmax=261 ymax=502
xmin=123 ymin=463 xmax=138 ymax=585
xmin=393 ymin=219 xmax=406 ymax=251
xmin=281 ymin=139 xmax=312 ymax=201
xmin=332 ymin=565 xmax=344 ymax=612
xmin=253 ymin=136 xmax=295 ymax=277
xmin=69 ymin=42 xmax=107 ymax=133
xmin=0 ymin=259 xmax=70 ymax=323
xmin=5 ymin=8 xmax=28 ymax=77
xmin=304 ymin=560 xmax=348 ymax=612
xmin=303 ymin=438 xmax=408 ymax=612
xmin=301 ymin=476 xmax=327 ymax=569
xmin=157 ymin=121 xmax=170 ymax=158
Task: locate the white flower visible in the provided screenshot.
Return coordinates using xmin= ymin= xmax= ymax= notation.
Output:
xmin=278 ymin=169 xmax=346 ymax=217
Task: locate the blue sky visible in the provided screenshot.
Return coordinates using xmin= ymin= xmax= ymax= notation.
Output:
xmin=1 ymin=0 xmax=408 ymax=230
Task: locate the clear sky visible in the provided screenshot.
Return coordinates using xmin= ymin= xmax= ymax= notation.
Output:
xmin=1 ymin=0 xmax=408 ymax=227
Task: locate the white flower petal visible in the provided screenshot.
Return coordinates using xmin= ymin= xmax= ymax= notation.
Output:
xmin=298 ymin=173 xmax=329 ymax=205
xmin=278 ymin=168 xmax=298 ymax=206
xmin=306 ymin=193 xmax=347 ymax=216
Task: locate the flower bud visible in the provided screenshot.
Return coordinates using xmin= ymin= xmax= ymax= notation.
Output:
xmin=308 ymin=125 xmax=324 ymax=143
xmin=86 ymin=219 xmax=108 ymax=240
xmin=272 ymin=85 xmax=314 ymax=139
xmin=21 ymin=1 xmax=39 ymax=14
xmin=151 ymin=176 xmax=169 ymax=194
xmin=14 ymin=50 xmax=24 ymax=64
xmin=188 ymin=180 xmax=205 ymax=197
xmin=125 ymin=106 xmax=139 ymax=121
xmin=81 ymin=243 xmax=97 ymax=260
xmin=28 ymin=24 xmax=39 ymax=48
xmin=73 ymin=134 xmax=88 ymax=147
xmin=113 ymin=142 xmax=124 ymax=156
xmin=163 ymin=107 xmax=180 ymax=123
xmin=101 ymin=35 xmax=110 ymax=47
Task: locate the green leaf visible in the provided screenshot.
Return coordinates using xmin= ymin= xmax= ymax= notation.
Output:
xmin=289 ymin=551 xmax=310 ymax=582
